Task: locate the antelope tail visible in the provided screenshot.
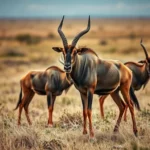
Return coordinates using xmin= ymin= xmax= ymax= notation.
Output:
xmin=130 ymin=87 xmax=141 ymax=111
xmin=14 ymin=82 xmax=22 ymax=110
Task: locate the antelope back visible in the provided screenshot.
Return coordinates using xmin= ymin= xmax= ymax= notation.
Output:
xmin=125 ymin=62 xmax=148 ymax=90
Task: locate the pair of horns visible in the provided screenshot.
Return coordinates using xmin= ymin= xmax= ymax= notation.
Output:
xmin=141 ymin=39 xmax=149 ymax=60
xmin=58 ymin=17 xmax=149 ymax=60
xmin=58 ymin=16 xmax=90 ymax=49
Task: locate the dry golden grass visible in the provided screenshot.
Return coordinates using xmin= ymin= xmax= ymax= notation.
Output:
xmin=0 ymin=18 xmax=150 ymax=150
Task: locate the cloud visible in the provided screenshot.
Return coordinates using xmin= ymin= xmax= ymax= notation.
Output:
xmin=116 ymin=2 xmax=150 ymax=10
xmin=27 ymin=3 xmax=150 ymax=17
xmin=28 ymin=4 xmax=56 ymax=11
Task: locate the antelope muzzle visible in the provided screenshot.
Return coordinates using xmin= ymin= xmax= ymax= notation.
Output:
xmin=64 ymin=52 xmax=72 ymax=73
xmin=64 ymin=62 xmax=71 ymax=73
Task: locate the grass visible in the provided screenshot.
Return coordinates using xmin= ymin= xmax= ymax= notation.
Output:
xmin=0 ymin=18 xmax=150 ymax=149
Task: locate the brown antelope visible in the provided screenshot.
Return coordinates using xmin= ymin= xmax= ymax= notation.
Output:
xmin=52 ymin=16 xmax=138 ymax=137
xmin=100 ymin=39 xmax=149 ymax=121
xmin=14 ymin=66 xmax=72 ymax=126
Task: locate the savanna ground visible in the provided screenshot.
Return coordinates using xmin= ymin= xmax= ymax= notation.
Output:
xmin=0 ymin=18 xmax=150 ymax=150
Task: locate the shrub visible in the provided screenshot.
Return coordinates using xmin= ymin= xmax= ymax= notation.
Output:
xmin=129 ymin=32 xmax=136 ymax=39
xmin=108 ymin=47 xmax=117 ymax=53
xmin=58 ymin=111 xmax=82 ymax=129
xmin=16 ymin=34 xmax=41 ymax=45
xmin=99 ymin=40 xmax=108 ymax=46
xmin=14 ymin=135 xmax=34 ymax=149
xmin=62 ymin=97 xmax=72 ymax=105
xmin=42 ymin=139 xmax=66 ymax=150
xmin=47 ymin=33 xmax=56 ymax=39
xmin=122 ymin=47 xmax=137 ymax=54
xmin=0 ymin=48 xmax=25 ymax=57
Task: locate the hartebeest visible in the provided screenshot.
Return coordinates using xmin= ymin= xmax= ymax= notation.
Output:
xmin=52 ymin=16 xmax=138 ymax=137
xmin=99 ymin=39 xmax=149 ymax=121
xmin=14 ymin=66 xmax=72 ymax=126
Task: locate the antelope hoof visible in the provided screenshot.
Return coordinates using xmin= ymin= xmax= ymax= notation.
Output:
xmin=134 ymin=130 xmax=138 ymax=137
xmin=29 ymin=122 xmax=32 ymax=126
xmin=101 ymin=116 xmax=104 ymax=120
xmin=83 ymin=130 xmax=88 ymax=135
xmin=124 ymin=116 xmax=127 ymax=122
xmin=90 ymin=131 xmax=94 ymax=138
xmin=89 ymin=136 xmax=96 ymax=143
xmin=113 ymin=126 xmax=119 ymax=133
xmin=48 ymin=124 xmax=53 ymax=128
xmin=124 ymin=118 xmax=127 ymax=122
xmin=18 ymin=122 xmax=21 ymax=126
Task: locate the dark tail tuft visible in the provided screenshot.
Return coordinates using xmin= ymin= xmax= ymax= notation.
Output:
xmin=130 ymin=87 xmax=141 ymax=111
xmin=14 ymin=82 xmax=22 ymax=110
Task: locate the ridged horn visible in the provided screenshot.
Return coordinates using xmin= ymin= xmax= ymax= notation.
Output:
xmin=140 ymin=39 xmax=149 ymax=60
xmin=58 ymin=16 xmax=68 ymax=49
xmin=71 ymin=16 xmax=90 ymax=47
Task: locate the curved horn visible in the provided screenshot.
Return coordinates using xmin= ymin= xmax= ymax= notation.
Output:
xmin=71 ymin=16 xmax=90 ymax=47
xmin=140 ymin=39 xmax=149 ymax=60
xmin=58 ymin=16 xmax=68 ymax=49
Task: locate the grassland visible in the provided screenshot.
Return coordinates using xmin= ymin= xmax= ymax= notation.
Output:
xmin=0 ymin=18 xmax=150 ymax=150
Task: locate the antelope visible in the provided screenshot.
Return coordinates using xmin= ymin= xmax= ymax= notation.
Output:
xmin=52 ymin=16 xmax=138 ymax=138
xmin=99 ymin=39 xmax=149 ymax=121
xmin=14 ymin=66 xmax=72 ymax=126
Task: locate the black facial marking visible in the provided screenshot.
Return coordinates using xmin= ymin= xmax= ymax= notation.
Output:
xmin=64 ymin=51 xmax=72 ymax=72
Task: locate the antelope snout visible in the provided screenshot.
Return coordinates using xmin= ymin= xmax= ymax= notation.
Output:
xmin=64 ymin=63 xmax=72 ymax=73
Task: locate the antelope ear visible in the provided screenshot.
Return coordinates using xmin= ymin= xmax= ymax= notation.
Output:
xmin=76 ymin=48 xmax=89 ymax=53
xmin=52 ymin=47 xmax=63 ymax=52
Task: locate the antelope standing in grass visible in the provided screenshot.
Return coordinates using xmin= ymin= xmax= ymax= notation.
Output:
xmin=99 ymin=39 xmax=149 ymax=121
xmin=14 ymin=66 xmax=72 ymax=126
xmin=52 ymin=16 xmax=139 ymax=138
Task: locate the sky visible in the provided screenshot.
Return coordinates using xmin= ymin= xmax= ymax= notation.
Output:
xmin=0 ymin=0 xmax=150 ymax=18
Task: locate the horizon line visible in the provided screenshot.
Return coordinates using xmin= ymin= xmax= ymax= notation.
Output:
xmin=0 ymin=15 xmax=150 ymax=20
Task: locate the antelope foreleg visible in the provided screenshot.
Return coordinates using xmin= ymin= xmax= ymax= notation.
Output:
xmin=80 ymin=93 xmax=88 ymax=135
xmin=87 ymin=90 xmax=94 ymax=137
xmin=47 ymin=92 xmax=56 ymax=127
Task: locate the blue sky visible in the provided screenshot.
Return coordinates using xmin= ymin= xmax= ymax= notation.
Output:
xmin=0 ymin=0 xmax=150 ymax=18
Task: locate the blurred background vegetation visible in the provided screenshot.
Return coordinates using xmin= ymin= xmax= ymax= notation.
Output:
xmin=0 ymin=7 xmax=150 ymax=149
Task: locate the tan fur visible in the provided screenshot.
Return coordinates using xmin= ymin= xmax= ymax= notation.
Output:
xmin=15 ymin=67 xmax=72 ymax=126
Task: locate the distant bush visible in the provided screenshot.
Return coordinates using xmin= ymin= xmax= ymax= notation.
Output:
xmin=16 ymin=34 xmax=42 ymax=45
xmin=99 ymin=26 xmax=104 ymax=31
xmin=47 ymin=33 xmax=56 ymax=39
xmin=0 ymin=48 xmax=25 ymax=57
xmin=122 ymin=47 xmax=137 ymax=54
xmin=108 ymin=47 xmax=117 ymax=53
xmin=66 ymin=24 xmax=72 ymax=29
xmin=129 ymin=32 xmax=136 ymax=39
xmin=62 ymin=97 xmax=72 ymax=105
xmin=99 ymin=40 xmax=108 ymax=46
xmin=2 ymin=60 xmax=29 ymax=66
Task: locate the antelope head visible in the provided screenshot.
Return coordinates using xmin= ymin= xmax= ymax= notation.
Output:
xmin=140 ymin=39 xmax=150 ymax=75
xmin=52 ymin=16 xmax=90 ymax=73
